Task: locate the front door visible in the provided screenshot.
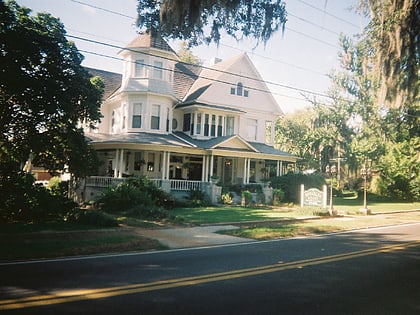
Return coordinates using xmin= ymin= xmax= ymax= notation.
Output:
xmin=223 ymin=158 xmax=234 ymax=185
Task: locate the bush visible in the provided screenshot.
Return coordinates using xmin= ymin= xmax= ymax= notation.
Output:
xmin=97 ymin=176 xmax=175 ymax=217
xmin=185 ymin=188 xmax=210 ymax=207
xmin=269 ymin=173 xmax=325 ymax=203
xmin=241 ymin=190 xmax=253 ymax=207
xmin=66 ymin=208 xmax=118 ymax=227
xmin=0 ymin=172 xmax=75 ymax=223
xmin=221 ymin=192 xmax=233 ymax=205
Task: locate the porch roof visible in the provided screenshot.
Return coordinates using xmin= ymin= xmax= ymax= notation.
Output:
xmin=86 ymin=132 xmax=297 ymax=161
xmin=174 ymin=132 xmax=296 ymax=158
xmin=85 ymin=132 xmax=194 ymax=147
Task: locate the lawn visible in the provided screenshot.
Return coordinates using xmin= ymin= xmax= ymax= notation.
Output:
xmin=170 ymin=198 xmax=420 ymax=225
xmin=170 ymin=205 xmax=322 ymax=225
xmin=222 ymin=211 xmax=420 ymax=240
xmin=0 ymin=222 xmax=166 ymax=261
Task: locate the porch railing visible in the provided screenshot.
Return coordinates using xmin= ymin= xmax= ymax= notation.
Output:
xmin=85 ymin=176 xmax=201 ymax=191
xmin=170 ymin=179 xmax=201 ymax=191
xmin=85 ymin=176 xmax=125 ymax=188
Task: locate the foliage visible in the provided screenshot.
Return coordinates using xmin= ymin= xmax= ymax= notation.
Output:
xmin=221 ymin=192 xmax=234 ymax=205
xmin=374 ymin=138 xmax=420 ymax=200
xmin=270 ymin=173 xmax=325 ymax=203
xmin=241 ymin=190 xmax=253 ymax=206
xmin=98 ymin=177 xmax=175 ymax=217
xmin=272 ymin=188 xmax=285 ymax=205
xmin=136 ymin=0 xmax=287 ymax=46
xmin=0 ymin=0 xmax=103 ymax=179
xmin=357 ymin=0 xmax=419 ymax=109
xmin=66 ymin=209 xmax=118 ymax=227
xmin=177 ymin=41 xmax=203 ymax=65
xmin=0 ymin=172 xmax=75 ymax=223
xmin=185 ymin=188 xmax=210 ymax=207
xmin=275 ymin=2 xmax=419 ymax=201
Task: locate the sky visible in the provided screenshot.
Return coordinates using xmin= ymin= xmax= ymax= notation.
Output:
xmin=17 ymin=0 xmax=367 ymax=113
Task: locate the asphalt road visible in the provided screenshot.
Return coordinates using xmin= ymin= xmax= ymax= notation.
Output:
xmin=1 ymin=223 xmax=420 ymax=314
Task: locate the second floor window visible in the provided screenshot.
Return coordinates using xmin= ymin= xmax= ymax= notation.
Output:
xmin=183 ymin=113 xmax=191 ymax=132
xmin=226 ymin=116 xmax=234 ymax=136
xmin=132 ymin=103 xmax=142 ymax=128
xmin=196 ymin=113 xmax=202 ymax=134
xmin=204 ymin=114 xmax=209 ymax=136
xmin=151 ymin=104 xmax=160 ymax=130
xmin=247 ymin=118 xmax=258 ymax=141
xmin=211 ymin=115 xmax=216 ymax=136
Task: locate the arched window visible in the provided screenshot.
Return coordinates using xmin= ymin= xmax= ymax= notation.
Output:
xmin=236 ymin=82 xmax=243 ymax=96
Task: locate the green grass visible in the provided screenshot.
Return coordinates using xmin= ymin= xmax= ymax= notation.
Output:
xmin=170 ymin=199 xmax=420 ymax=225
xmin=222 ymin=211 xmax=420 ymax=240
xmin=0 ymin=222 xmax=166 ymax=261
xmin=170 ymin=205 xmax=319 ymax=225
xmin=332 ymin=196 xmax=420 ymax=214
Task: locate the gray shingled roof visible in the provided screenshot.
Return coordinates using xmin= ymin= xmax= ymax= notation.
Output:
xmin=173 ymin=62 xmax=202 ymax=100
xmin=124 ymin=30 xmax=175 ymax=54
xmin=86 ymin=68 xmax=121 ymax=100
xmin=173 ymin=132 xmax=296 ymax=157
xmin=86 ymin=132 xmax=193 ymax=147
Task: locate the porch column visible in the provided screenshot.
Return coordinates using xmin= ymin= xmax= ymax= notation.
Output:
xmin=166 ymin=152 xmax=170 ymax=180
xmin=210 ymin=154 xmax=214 ymax=177
xmin=276 ymin=160 xmax=280 ymax=177
xmin=243 ymin=158 xmax=247 ymax=184
xmin=118 ymin=149 xmax=124 ymax=178
xmin=114 ymin=149 xmax=119 ymax=178
xmin=161 ymin=151 xmax=166 ymax=180
xmin=205 ymin=155 xmax=210 ymax=181
xmin=201 ymin=155 xmax=206 ymax=181
xmin=247 ymin=158 xmax=251 ymax=184
xmin=280 ymin=161 xmax=283 ymax=176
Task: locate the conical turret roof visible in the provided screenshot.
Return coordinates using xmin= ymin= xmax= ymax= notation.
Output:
xmin=124 ymin=29 xmax=175 ymax=53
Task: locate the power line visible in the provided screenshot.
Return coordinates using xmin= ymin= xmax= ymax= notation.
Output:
xmin=287 ymin=12 xmax=341 ymax=36
xmin=66 ymin=0 xmax=352 ymax=83
xmin=219 ymin=42 xmax=327 ymax=77
xmin=286 ymin=28 xmax=340 ymax=49
xmin=80 ymin=49 xmax=311 ymax=103
xmin=69 ymin=0 xmax=135 ymax=20
xmin=296 ymin=0 xmax=360 ymax=29
xmin=68 ymin=34 xmax=333 ymax=100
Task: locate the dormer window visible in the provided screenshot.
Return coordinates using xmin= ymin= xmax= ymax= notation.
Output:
xmin=236 ymin=82 xmax=243 ymax=96
xmin=230 ymin=82 xmax=249 ymax=97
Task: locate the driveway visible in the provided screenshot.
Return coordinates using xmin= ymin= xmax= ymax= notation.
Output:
xmin=134 ymin=225 xmax=252 ymax=248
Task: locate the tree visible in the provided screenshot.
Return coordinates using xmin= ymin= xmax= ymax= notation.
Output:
xmin=357 ymin=0 xmax=420 ymax=109
xmin=136 ymin=0 xmax=287 ymax=46
xmin=177 ymin=41 xmax=203 ymax=65
xmin=0 ymin=0 xmax=103 ymax=179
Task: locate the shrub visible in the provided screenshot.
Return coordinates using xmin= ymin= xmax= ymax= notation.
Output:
xmin=270 ymin=173 xmax=325 ymax=203
xmin=185 ymin=188 xmax=210 ymax=207
xmin=0 ymin=172 xmax=75 ymax=223
xmin=241 ymin=190 xmax=253 ymax=207
xmin=97 ymin=177 xmax=175 ymax=217
xmin=221 ymin=192 xmax=233 ymax=205
xmin=66 ymin=208 xmax=118 ymax=227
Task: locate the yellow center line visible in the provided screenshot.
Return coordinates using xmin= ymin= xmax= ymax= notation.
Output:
xmin=1 ymin=240 xmax=419 ymax=310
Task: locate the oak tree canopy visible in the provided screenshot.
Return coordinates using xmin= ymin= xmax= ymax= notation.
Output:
xmin=136 ymin=0 xmax=287 ymax=46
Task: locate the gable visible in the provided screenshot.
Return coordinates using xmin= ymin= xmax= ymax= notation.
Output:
xmin=183 ymin=53 xmax=283 ymax=116
xmin=213 ymin=136 xmax=257 ymax=152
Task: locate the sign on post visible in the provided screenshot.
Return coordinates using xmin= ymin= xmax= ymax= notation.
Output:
xmin=300 ymin=185 xmax=327 ymax=208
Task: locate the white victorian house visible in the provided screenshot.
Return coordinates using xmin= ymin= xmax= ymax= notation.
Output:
xmin=82 ymin=31 xmax=297 ymax=203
